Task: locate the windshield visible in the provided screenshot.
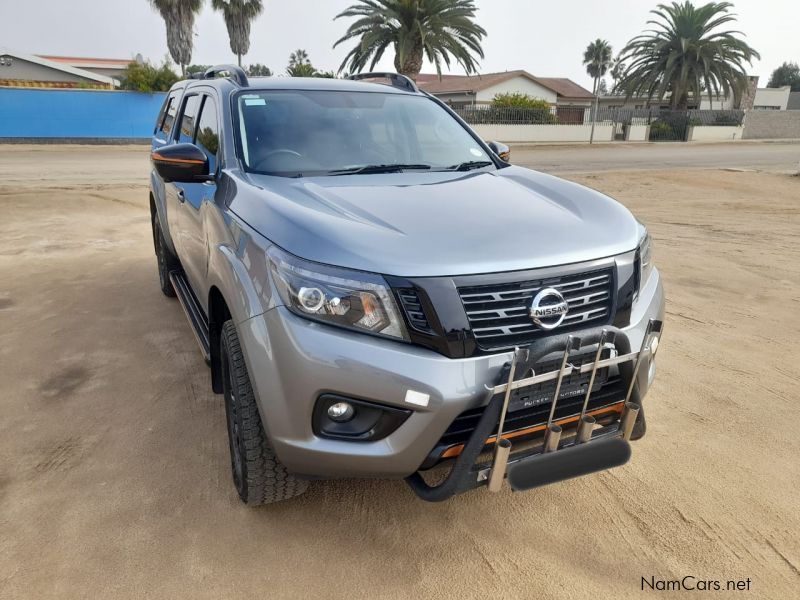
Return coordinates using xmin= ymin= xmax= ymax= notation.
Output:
xmin=234 ymin=90 xmax=494 ymax=177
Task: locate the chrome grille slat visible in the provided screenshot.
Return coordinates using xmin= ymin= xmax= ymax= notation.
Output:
xmin=460 ymin=277 xmax=610 ymax=305
xmin=458 ymin=268 xmax=614 ymax=350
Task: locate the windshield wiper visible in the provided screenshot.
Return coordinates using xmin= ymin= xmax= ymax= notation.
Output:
xmin=328 ymin=163 xmax=432 ymax=175
xmin=445 ymin=160 xmax=494 ymax=172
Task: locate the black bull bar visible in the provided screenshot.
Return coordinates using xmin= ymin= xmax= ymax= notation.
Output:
xmin=406 ymin=320 xmax=664 ymax=502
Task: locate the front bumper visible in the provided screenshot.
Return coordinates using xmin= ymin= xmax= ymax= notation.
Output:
xmin=236 ymin=268 xmax=664 ymax=479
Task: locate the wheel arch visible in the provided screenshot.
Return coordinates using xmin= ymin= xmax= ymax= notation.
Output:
xmin=206 ymin=236 xmax=275 ymax=393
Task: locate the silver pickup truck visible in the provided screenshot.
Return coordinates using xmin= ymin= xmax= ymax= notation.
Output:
xmin=149 ymin=66 xmax=665 ymax=505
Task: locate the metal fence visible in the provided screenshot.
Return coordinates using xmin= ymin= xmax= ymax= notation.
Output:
xmin=452 ymin=105 xmax=744 ymax=128
xmin=453 ymin=105 xmax=586 ymax=125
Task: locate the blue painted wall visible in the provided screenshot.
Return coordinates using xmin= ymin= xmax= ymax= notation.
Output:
xmin=0 ymin=88 xmax=167 ymax=138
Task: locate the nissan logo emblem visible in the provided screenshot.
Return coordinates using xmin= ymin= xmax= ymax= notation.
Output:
xmin=529 ymin=287 xmax=569 ymax=330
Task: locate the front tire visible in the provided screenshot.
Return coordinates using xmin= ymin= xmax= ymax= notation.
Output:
xmin=220 ymin=320 xmax=309 ymax=505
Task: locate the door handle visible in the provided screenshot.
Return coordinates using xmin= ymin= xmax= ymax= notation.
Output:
xmin=177 ymin=189 xmax=186 ymax=203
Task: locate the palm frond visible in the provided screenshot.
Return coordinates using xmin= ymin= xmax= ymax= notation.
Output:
xmin=617 ymin=1 xmax=758 ymax=108
xmin=148 ymin=0 xmax=203 ymax=69
xmin=334 ymin=0 xmax=485 ymax=80
xmin=211 ymin=0 xmax=264 ymax=59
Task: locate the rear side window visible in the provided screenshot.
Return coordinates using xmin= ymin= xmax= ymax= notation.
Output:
xmin=195 ymin=96 xmax=220 ymax=172
xmin=160 ymin=92 xmax=180 ymax=135
xmin=154 ymin=95 xmax=171 ymax=134
xmin=178 ymin=95 xmax=202 ymax=144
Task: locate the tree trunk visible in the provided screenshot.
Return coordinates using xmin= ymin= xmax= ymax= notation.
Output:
xmin=670 ymin=84 xmax=690 ymax=110
xmin=589 ymin=77 xmax=599 ymax=145
xmin=237 ymin=53 xmax=242 ymax=67
xmin=394 ymin=38 xmax=424 ymax=82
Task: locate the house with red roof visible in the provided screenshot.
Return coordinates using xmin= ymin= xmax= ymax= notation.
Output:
xmin=416 ymin=70 xmax=594 ymax=108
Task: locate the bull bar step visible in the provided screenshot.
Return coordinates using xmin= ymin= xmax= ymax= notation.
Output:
xmin=406 ymin=320 xmax=663 ymax=501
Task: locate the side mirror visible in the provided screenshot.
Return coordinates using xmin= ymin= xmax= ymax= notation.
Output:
xmin=151 ymin=143 xmax=212 ymax=183
xmin=486 ymin=141 xmax=511 ymax=162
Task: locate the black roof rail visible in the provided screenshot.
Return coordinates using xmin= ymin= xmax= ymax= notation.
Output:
xmin=347 ymin=72 xmax=418 ymax=93
xmin=197 ymin=64 xmax=249 ymax=87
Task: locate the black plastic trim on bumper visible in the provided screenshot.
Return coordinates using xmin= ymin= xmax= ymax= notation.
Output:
xmin=313 ymin=394 xmax=412 ymax=442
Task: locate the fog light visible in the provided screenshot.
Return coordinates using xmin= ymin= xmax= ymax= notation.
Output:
xmin=650 ymin=336 xmax=660 ymax=355
xmin=327 ymin=401 xmax=355 ymax=422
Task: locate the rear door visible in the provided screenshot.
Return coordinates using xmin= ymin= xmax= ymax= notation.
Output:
xmin=151 ymin=87 xmax=183 ymax=253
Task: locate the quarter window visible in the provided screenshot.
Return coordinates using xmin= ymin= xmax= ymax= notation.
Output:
xmin=161 ymin=92 xmax=180 ymax=135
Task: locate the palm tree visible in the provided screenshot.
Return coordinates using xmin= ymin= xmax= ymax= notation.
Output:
xmin=287 ymin=63 xmax=317 ymax=77
xmin=211 ymin=0 xmax=264 ymax=67
xmin=289 ymin=49 xmax=310 ymax=69
xmin=609 ymin=57 xmax=626 ymax=94
xmin=334 ymin=0 xmax=486 ymax=82
xmin=618 ymin=1 xmax=760 ymax=109
xmin=583 ymin=39 xmax=613 ymax=144
xmin=148 ymin=0 xmax=203 ymax=76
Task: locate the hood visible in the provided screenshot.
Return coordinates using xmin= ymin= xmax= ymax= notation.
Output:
xmin=229 ymin=166 xmax=640 ymax=277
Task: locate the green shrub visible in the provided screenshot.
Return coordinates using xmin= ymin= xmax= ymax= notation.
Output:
xmin=186 ymin=64 xmax=211 ymax=76
xmin=648 ymin=121 xmax=675 ymax=139
xmin=491 ymin=92 xmax=551 ymax=110
xmin=120 ymin=61 xmax=179 ymax=92
xmin=247 ymin=64 xmax=272 ymax=77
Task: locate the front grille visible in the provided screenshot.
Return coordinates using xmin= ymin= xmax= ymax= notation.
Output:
xmin=458 ymin=268 xmax=614 ymax=350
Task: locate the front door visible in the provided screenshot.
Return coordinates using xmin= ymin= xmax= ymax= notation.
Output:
xmin=174 ymin=93 xmax=221 ymax=309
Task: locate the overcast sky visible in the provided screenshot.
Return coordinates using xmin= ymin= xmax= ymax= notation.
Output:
xmin=1 ymin=0 xmax=798 ymax=89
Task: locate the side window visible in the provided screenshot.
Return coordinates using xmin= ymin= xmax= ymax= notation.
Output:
xmin=178 ymin=95 xmax=201 ymax=144
xmin=195 ymin=96 xmax=220 ymax=173
xmin=161 ymin=92 xmax=180 ymax=136
xmin=154 ymin=95 xmax=171 ymax=134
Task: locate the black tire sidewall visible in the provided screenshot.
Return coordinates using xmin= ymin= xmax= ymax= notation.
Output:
xmin=221 ymin=326 xmax=248 ymax=500
xmin=153 ymin=216 xmax=177 ymax=297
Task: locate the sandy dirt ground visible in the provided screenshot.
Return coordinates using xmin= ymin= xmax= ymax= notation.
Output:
xmin=1 ymin=145 xmax=798 ymax=599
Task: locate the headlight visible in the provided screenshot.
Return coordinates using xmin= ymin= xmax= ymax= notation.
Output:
xmin=637 ymin=230 xmax=654 ymax=289
xmin=268 ymin=246 xmax=409 ymax=341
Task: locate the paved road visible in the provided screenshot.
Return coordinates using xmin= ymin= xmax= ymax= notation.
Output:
xmin=1 ymin=141 xmax=796 ymax=182
xmin=511 ymin=141 xmax=800 ymax=173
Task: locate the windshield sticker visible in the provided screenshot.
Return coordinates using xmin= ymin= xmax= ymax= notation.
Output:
xmin=470 ymin=148 xmax=483 ymax=157
xmin=244 ymin=98 xmax=266 ymax=106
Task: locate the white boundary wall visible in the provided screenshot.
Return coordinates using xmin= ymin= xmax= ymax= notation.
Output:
xmin=688 ymin=126 xmax=743 ymax=142
xmin=626 ymin=125 xmax=649 ymax=141
xmin=471 ymin=124 xmax=614 ymax=143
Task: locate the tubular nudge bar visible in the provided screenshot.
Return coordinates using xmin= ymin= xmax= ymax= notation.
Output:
xmin=406 ymin=319 xmax=664 ymax=501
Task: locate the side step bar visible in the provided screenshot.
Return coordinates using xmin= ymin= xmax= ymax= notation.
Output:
xmin=169 ymin=270 xmax=211 ymax=363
